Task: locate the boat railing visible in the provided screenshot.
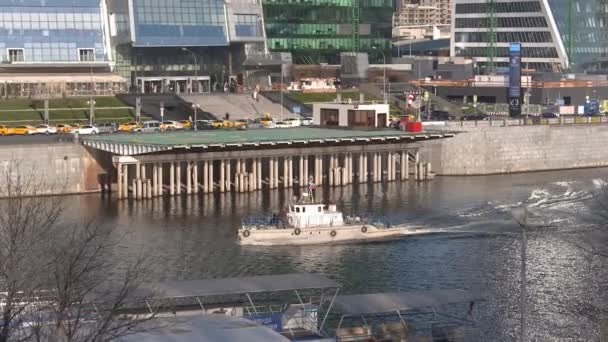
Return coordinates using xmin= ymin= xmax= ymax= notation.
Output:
xmin=241 ymin=215 xmax=287 ymax=229
xmin=343 ymin=212 xmax=394 ymax=228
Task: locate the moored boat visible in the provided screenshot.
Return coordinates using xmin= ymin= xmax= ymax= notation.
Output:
xmin=237 ymin=191 xmax=436 ymax=246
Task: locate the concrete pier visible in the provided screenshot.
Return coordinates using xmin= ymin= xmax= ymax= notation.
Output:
xmin=112 ymin=144 xmax=434 ymax=200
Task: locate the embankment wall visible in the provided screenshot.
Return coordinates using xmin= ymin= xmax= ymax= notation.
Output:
xmin=422 ymin=125 xmax=608 ymax=175
xmin=0 ymin=143 xmax=108 ymax=195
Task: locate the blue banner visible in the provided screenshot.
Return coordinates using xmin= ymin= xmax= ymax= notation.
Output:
xmin=244 ymin=313 xmax=283 ymax=332
xmin=508 ymin=43 xmax=522 ymax=117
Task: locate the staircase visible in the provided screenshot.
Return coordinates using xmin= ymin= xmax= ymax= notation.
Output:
xmin=116 ymin=94 xmax=210 ymax=121
xmin=180 ymin=93 xmax=296 ymax=121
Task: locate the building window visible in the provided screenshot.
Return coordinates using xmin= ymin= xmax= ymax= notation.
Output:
xmin=8 ymin=49 xmax=24 ymax=62
xmin=79 ymin=49 xmax=95 ymax=62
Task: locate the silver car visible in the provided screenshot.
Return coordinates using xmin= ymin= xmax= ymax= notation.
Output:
xmin=133 ymin=120 xmax=161 ymax=133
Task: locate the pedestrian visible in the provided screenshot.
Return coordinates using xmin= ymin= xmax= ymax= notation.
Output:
xmin=223 ymin=82 xmax=228 ymax=93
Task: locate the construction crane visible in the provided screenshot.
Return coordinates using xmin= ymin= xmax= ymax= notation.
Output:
xmin=485 ymin=0 xmax=496 ymax=74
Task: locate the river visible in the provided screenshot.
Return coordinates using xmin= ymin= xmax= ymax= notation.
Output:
xmin=64 ymin=167 xmax=608 ymax=341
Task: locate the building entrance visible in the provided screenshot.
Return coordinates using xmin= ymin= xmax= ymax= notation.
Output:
xmin=136 ymin=76 xmax=211 ymax=94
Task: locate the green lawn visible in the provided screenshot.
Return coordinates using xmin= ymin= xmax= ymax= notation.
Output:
xmin=0 ymin=97 xmax=139 ymax=124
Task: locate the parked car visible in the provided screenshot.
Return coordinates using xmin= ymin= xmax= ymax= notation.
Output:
xmin=12 ymin=125 xmax=36 ymax=135
xmin=96 ymin=122 xmax=117 ymax=134
xmin=71 ymin=125 xmax=99 ymax=135
xmin=33 ymin=124 xmax=57 ymax=135
xmin=161 ymin=120 xmax=183 ymax=131
xmin=541 ymin=112 xmax=559 ymax=118
xmin=234 ymin=119 xmax=249 ymax=128
xmin=133 ymin=120 xmax=161 ymax=133
xmin=56 ymin=124 xmax=72 ymax=134
xmin=0 ymin=125 xmax=13 ymax=135
xmin=118 ymin=122 xmax=141 ymax=132
xmin=195 ymin=120 xmax=215 ymax=130
xmin=274 ymin=121 xmax=290 ymax=128
xmin=211 ymin=120 xmax=224 ymax=128
xmin=301 ymin=117 xmax=313 ymax=126
xmin=284 ymin=118 xmax=302 ymax=127
xmin=179 ymin=120 xmax=192 ymax=129
xmin=429 ymin=110 xmax=453 ymax=121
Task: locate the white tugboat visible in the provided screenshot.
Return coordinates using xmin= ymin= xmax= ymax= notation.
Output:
xmin=237 ymin=190 xmax=437 ymax=246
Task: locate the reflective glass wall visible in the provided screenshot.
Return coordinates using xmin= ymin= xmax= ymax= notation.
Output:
xmin=263 ymin=0 xmax=393 ymax=64
xmin=132 ymin=0 xmax=228 ymax=47
xmin=548 ymin=0 xmax=608 ymax=71
xmin=0 ymin=0 xmax=106 ymax=63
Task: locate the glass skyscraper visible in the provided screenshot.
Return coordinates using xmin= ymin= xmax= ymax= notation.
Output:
xmin=451 ymin=0 xmax=608 ymax=73
xmin=0 ymin=0 xmax=107 ymax=63
xmin=262 ymin=0 xmax=393 ymax=64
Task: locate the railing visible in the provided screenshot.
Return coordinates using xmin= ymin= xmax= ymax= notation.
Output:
xmin=424 ymin=116 xmax=608 ymax=131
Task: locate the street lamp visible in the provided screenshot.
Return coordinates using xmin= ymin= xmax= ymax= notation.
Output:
xmin=87 ymin=98 xmax=96 ymax=125
xmin=372 ymin=46 xmax=387 ymax=104
xmin=192 ymin=103 xmax=200 ymax=131
xmin=182 ymin=47 xmax=198 ymax=94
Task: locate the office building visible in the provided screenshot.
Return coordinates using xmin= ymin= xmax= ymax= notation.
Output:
xmin=451 ymin=0 xmax=608 ymax=73
xmin=0 ymin=0 xmax=124 ymax=97
xmin=393 ymin=0 xmax=451 ymax=41
xmin=262 ymin=0 xmax=393 ymax=64
xmin=106 ymin=0 xmax=266 ymax=93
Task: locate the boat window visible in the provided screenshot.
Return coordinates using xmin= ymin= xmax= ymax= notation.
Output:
xmin=318 ymin=206 xmax=322 ymax=212
xmin=302 ymin=207 xmax=306 ymax=213
xmin=296 ymin=207 xmax=300 ymax=213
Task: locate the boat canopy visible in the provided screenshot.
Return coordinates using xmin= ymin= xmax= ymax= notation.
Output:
xmin=332 ymin=289 xmax=482 ymax=316
xmin=119 ymin=314 xmax=291 ymax=342
xmin=150 ymin=273 xmax=339 ymax=299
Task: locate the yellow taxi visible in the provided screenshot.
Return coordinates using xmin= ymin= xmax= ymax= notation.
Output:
xmin=222 ymin=120 xmax=236 ymax=128
xmin=260 ymin=117 xmax=274 ymax=126
xmin=211 ymin=120 xmax=224 ymax=128
xmin=12 ymin=125 xmax=36 ymax=135
xmin=233 ymin=119 xmax=248 ymax=128
xmin=55 ymin=124 xmax=72 ymax=134
xmin=118 ymin=121 xmax=141 ymax=132
xmin=161 ymin=121 xmax=180 ymax=131
xmin=179 ymin=120 xmax=192 ymax=129
xmin=0 ymin=125 xmax=12 ymax=135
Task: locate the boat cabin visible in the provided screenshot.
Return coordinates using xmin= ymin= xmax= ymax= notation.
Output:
xmin=286 ymin=193 xmax=344 ymax=228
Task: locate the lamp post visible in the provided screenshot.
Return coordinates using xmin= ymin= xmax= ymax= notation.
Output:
xmin=87 ymin=98 xmax=96 ymax=125
xmin=182 ymin=47 xmax=198 ymax=94
xmin=280 ymin=60 xmax=284 ymax=121
xmin=192 ymin=103 xmax=200 ymax=131
xmin=373 ymin=46 xmax=387 ymax=104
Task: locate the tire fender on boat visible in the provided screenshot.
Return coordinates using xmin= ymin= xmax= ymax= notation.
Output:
xmin=361 ymin=226 xmax=367 ymax=233
xmin=330 ymin=230 xmax=337 ymax=237
xmin=294 ymin=228 xmax=301 ymax=236
xmin=242 ymin=230 xmax=251 ymax=238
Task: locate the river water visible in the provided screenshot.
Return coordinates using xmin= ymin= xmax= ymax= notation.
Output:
xmin=65 ymin=168 xmax=608 ymax=341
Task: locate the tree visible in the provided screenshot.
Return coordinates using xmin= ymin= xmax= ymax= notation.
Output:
xmin=0 ymin=162 xmax=157 ymax=342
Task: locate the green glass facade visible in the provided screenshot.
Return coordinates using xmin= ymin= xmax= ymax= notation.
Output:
xmin=262 ymin=0 xmax=392 ymax=64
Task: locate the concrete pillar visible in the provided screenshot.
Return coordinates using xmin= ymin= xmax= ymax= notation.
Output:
xmin=303 ymin=156 xmax=309 ymax=186
xmin=193 ymin=162 xmax=199 ymax=194
xmin=269 ymin=158 xmax=274 ymax=189
xmin=186 ymin=162 xmax=192 ymax=194
xmin=176 ymin=162 xmax=182 ymax=194
xmin=203 ymin=161 xmax=209 ymax=193
xmin=288 ymin=157 xmax=293 ymax=188
xmin=341 ymin=156 xmax=347 ymax=186
xmin=158 ymin=163 xmax=163 ymax=195
xmin=117 ymin=163 xmax=123 ymax=199
xmin=329 ymin=155 xmax=335 ymax=186
xmin=256 ymin=158 xmax=262 ymax=190
xmin=235 ymin=159 xmax=241 ymax=192
xmin=146 ymin=179 xmax=152 ymax=199
xmin=400 ymin=151 xmax=407 ymax=180
xmin=226 ymin=160 xmax=232 ymax=192
xmin=299 ymin=156 xmax=304 ymax=186
xmin=357 ymin=154 xmax=363 ymax=182
xmin=132 ymin=179 xmax=137 ymax=199
xmin=220 ymin=160 xmax=226 ymax=192
xmin=152 ymin=164 xmax=157 ymax=197
xmin=347 ymin=153 xmax=353 ymax=184
xmin=239 ymin=160 xmax=245 ymax=192
xmin=208 ymin=160 xmax=214 ymax=192
xmin=124 ymin=164 xmax=130 ymax=199
xmin=414 ymin=151 xmax=420 ymax=181
xmin=372 ymin=153 xmax=378 ymax=182
xmin=274 ymin=157 xmax=279 ymax=188
xmin=390 ymin=152 xmax=395 ymax=181
xmin=426 ymin=162 xmax=432 ymax=180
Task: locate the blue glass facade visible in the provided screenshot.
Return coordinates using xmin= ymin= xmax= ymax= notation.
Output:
xmin=132 ymin=0 xmax=228 ymax=47
xmin=0 ymin=0 xmax=106 ymax=63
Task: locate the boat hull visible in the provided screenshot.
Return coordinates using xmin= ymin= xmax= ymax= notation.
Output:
xmin=237 ymin=224 xmax=436 ymax=246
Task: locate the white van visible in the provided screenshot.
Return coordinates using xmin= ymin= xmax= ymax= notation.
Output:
xmin=134 ymin=120 xmax=161 ymax=133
